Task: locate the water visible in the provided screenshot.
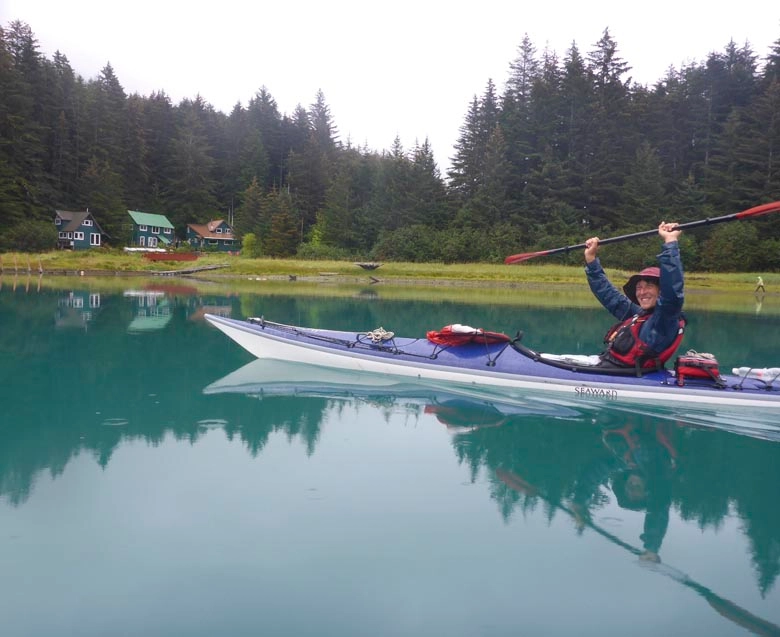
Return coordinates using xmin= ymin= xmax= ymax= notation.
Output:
xmin=1 ymin=277 xmax=779 ymax=637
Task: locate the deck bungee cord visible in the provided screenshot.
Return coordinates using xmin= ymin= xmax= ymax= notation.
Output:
xmin=246 ymin=316 xmax=516 ymax=367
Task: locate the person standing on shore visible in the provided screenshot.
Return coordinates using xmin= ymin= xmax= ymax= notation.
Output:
xmin=755 ymin=276 xmax=766 ymax=293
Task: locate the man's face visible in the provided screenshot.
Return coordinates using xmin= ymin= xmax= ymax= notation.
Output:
xmin=635 ymin=280 xmax=660 ymax=310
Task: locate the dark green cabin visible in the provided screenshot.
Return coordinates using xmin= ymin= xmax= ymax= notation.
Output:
xmin=128 ymin=210 xmax=176 ymax=248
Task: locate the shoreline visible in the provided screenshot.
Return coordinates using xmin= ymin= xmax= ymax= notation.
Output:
xmin=0 ymin=252 xmax=776 ymax=294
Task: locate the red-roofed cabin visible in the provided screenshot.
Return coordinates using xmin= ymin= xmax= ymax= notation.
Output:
xmin=186 ymin=219 xmax=238 ymax=252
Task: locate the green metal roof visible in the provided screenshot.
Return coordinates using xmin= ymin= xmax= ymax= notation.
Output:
xmin=128 ymin=210 xmax=175 ymax=229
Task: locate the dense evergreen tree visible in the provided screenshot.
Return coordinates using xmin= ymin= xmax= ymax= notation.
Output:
xmin=309 ymin=89 xmax=339 ymax=155
xmin=286 ymin=91 xmax=339 ymax=235
xmin=581 ymin=29 xmax=634 ymax=227
xmin=409 ymin=138 xmax=451 ymax=230
xmin=1 ymin=19 xmax=780 ymax=269
xmin=318 ymin=161 xmax=354 ymax=250
xmin=141 ymin=90 xmax=177 ymax=212
xmin=459 ymin=125 xmax=511 ymax=229
xmin=447 ymin=95 xmax=482 ymax=201
xmin=164 ymin=104 xmax=219 ymax=230
xmin=501 ymin=35 xmax=541 ymax=217
xmin=764 ymin=36 xmax=780 ymax=84
xmin=263 ymin=188 xmax=299 ymax=257
xmin=622 ymin=141 xmax=667 ymax=219
xmin=47 ymin=51 xmax=83 ymax=203
xmin=85 ymin=63 xmax=127 ymax=171
xmin=246 ymin=87 xmax=284 ymax=188
xmin=79 ymin=156 xmax=126 ymax=240
xmin=233 ymin=176 xmax=264 ymax=238
xmin=122 ymin=93 xmax=151 ymax=209
xmin=0 ymin=21 xmax=48 ymax=221
xmin=733 ymin=78 xmax=780 ymax=202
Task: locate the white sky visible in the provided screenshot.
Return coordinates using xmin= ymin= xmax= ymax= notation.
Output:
xmin=2 ymin=1 xmax=779 ymax=172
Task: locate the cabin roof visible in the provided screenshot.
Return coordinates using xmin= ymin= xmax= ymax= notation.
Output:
xmin=55 ymin=210 xmax=108 ymax=235
xmin=128 ymin=210 xmax=175 ymax=229
xmin=188 ymin=220 xmax=233 ymax=240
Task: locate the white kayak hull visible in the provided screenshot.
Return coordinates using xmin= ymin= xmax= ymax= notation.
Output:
xmin=204 ymin=314 xmax=780 ymax=414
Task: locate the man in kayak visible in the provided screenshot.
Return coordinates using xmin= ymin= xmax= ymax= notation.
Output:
xmin=584 ymin=221 xmax=685 ymax=370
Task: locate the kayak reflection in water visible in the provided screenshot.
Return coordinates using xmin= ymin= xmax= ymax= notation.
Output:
xmin=569 ymin=420 xmax=678 ymax=563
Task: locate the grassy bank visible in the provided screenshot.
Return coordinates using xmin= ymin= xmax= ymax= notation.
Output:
xmin=0 ymin=249 xmax=776 ymax=291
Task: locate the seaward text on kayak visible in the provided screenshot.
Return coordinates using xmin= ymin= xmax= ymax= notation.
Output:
xmin=575 ymin=386 xmax=619 ymax=400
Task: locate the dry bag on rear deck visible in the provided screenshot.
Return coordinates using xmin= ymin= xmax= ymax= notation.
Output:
xmin=674 ymin=351 xmax=725 ymax=387
xmin=427 ymin=324 xmax=511 ymax=346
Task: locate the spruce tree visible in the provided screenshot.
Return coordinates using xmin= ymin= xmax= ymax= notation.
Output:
xmin=234 ymin=176 xmax=264 ymax=238
xmin=165 ymin=105 xmax=218 ymax=229
xmin=264 ymin=189 xmax=299 ymax=256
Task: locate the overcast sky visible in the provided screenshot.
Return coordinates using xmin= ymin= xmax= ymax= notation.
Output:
xmin=3 ymin=1 xmax=779 ymax=171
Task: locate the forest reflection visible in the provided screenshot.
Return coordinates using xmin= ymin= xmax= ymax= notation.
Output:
xmin=1 ymin=283 xmax=779 ymax=619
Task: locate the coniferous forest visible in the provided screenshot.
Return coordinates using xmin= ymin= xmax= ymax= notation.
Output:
xmin=2 ymin=20 xmax=780 ymax=270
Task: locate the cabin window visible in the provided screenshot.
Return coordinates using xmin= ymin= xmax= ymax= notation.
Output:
xmin=216 ymin=228 xmax=223 ymax=233
xmin=149 ymin=237 xmax=158 ymax=247
xmin=59 ymin=232 xmax=67 ymax=239
xmin=90 ymin=233 xmax=101 ymax=246
xmin=55 ymin=218 xmax=61 ymax=225
xmin=152 ymin=226 xmax=160 ymax=234
xmin=139 ymin=236 xmax=146 ymax=247
xmin=83 ymin=219 xmax=93 ymax=226
xmin=67 ymin=232 xmax=73 ymax=239
xmin=90 ymin=294 xmax=101 ymax=308
xmin=163 ymin=228 xmax=172 ymax=234
xmin=74 ymin=231 xmax=85 ymax=240
xmin=139 ymin=224 xmax=147 ymax=231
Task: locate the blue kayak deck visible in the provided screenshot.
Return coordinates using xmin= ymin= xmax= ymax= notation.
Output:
xmin=232 ymin=317 xmax=780 ymax=398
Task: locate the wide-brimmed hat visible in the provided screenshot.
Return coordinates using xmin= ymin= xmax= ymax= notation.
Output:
xmin=623 ymin=266 xmax=660 ymax=304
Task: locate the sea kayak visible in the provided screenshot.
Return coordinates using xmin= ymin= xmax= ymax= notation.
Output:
xmin=204 ymin=314 xmax=780 ymax=413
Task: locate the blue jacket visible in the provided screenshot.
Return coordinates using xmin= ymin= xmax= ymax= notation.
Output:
xmin=585 ymin=241 xmax=685 ymax=355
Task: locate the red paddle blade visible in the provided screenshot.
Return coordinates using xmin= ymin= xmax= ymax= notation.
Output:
xmin=495 ymin=468 xmax=539 ymax=496
xmin=735 ymin=200 xmax=780 ymax=219
xmin=504 ymin=250 xmax=550 ymax=264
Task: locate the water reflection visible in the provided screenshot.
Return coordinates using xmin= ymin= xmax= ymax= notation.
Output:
xmin=756 ymin=291 xmax=766 ymax=314
xmin=201 ymin=358 xmax=780 ymax=615
xmin=202 ymin=358 xmax=582 ymax=421
xmin=2 ymin=282 xmax=780 ymax=635
xmin=124 ymin=289 xmax=172 ymax=332
xmin=496 ymin=452 xmax=780 ymax=637
xmin=55 ymin=290 xmax=102 ymax=330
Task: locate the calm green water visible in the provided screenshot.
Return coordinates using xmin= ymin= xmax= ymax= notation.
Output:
xmin=1 ymin=278 xmax=779 ymax=637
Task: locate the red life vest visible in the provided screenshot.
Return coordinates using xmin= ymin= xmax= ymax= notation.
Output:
xmin=602 ymin=313 xmax=686 ymax=369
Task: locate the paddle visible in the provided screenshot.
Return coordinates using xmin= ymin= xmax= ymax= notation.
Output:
xmin=496 ymin=468 xmax=780 ymax=637
xmin=504 ymin=201 xmax=780 ymax=264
